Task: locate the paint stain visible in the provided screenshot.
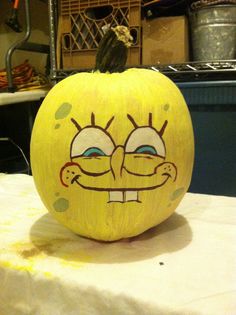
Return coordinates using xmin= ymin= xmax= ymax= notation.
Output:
xmin=20 ymin=247 xmax=40 ymax=259
xmin=171 ymin=187 xmax=185 ymax=201
xmin=13 ymin=241 xmax=53 ymax=258
xmin=55 ymin=102 xmax=72 ymax=120
xmin=53 ymin=198 xmax=69 ymax=212
xmin=55 ymin=123 xmax=61 ymax=129
xmin=164 ymin=104 xmax=170 ymax=111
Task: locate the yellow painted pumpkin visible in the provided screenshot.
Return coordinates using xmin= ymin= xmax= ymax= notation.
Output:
xmin=31 ymin=26 xmax=194 ymax=241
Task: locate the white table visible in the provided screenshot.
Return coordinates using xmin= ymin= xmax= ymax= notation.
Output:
xmin=0 ymin=174 xmax=235 ymax=315
xmin=0 ymin=89 xmax=48 ymax=106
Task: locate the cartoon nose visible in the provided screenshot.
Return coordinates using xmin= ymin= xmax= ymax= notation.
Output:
xmin=111 ymin=146 xmax=125 ymax=179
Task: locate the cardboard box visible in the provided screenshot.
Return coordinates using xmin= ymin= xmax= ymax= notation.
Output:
xmin=142 ymin=16 xmax=189 ymax=65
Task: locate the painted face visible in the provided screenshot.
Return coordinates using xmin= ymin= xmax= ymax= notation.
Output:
xmin=31 ymin=69 xmax=194 ymax=241
xmin=60 ymin=113 xmax=177 ymax=203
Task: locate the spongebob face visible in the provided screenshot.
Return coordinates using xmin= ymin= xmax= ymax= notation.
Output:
xmin=60 ymin=113 xmax=177 ymax=203
xmin=31 ymin=69 xmax=194 ymax=241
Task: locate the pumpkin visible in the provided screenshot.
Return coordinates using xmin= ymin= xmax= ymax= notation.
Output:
xmin=31 ymin=26 xmax=194 ymax=241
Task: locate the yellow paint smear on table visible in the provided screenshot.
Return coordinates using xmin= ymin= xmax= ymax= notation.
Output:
xmin=1 ymin=220 xmax=13 ymax=226
xmin=0 ymin=259 xmax=52 ymax=279
xmin=0 ymin=227 xmax=11 ymax=233
xmin=1 ymin=240 xmax=90 ymax=277
xmin=0 ymin=241 xmax=52 ymax=277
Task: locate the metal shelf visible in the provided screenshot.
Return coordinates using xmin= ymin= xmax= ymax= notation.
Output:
xmin=5 ymin=0 xmax=50 ymax=92
xmin=47 ymin=1 xmax=236 ymax=83
xmin=149 ymin=60 xmax=236 ymax=82
xmin=50 ymin=60 xmax=236 ymax=82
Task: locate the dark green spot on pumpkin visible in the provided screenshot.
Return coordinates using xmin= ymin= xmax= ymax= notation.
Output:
xmin=171 ymin=187 xmax=185 ymax=201
xmin=55 ymin=103 xmax=72 ymax=120
xmin=53 ymin=198 xmax=69 ymax=212
xmin=55 ymin=123 xmax=61 ymax=129
xmin=164 ymin=104 xmax=170 ymax=111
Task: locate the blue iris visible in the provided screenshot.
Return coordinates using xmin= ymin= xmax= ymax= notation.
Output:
xmin=135 ymin=145 xmax=157 ymax=155
xmin=82 ymin=147 xmax=106 ymax=157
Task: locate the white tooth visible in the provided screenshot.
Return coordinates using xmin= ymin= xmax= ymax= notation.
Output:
xmin=125 ymin=191 xmax=138 ymax=202
xmin=109 ymin=191 xmax=124 ymax=202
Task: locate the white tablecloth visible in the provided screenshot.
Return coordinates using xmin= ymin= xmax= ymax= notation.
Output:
xmin=0 ymin=89 xmax=48 ymax=106
xmin=0 ymin=174 xmax=235 ymax=315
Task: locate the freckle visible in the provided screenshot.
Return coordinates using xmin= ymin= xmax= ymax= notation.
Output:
xmin=67 ymin=170 xmax=70 ymax=173
xmin=72 ymin=171 xmax=75 ymax=174
xmin=164 ymin=104 xmax=170 ymax=111
xmin=66 ymin=177 xmax=69 ymax=179
xmin=171 ymin=187 xmax=185 ymax=201
xmin=53 ymin=198 xmax=69 ymax=212
xmin=55 ymin=192 xmax=60 ymax=197
xmin=55 ymin=102 xmax=72 ymax=120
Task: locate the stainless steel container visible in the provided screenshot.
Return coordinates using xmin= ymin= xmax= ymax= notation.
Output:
xmin=190 ymin=5 xmax=236 ymax=61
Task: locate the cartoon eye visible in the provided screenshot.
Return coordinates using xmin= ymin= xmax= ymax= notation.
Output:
xmin=71 ymin=127 xmax=115 ymax=158
xmin=82 ymin=147 xmax=106 ymax=157
xmin=134 ymin=145 xmax=157 ymax=155
xmin=125 ymin=127 xmax=166 ymax=158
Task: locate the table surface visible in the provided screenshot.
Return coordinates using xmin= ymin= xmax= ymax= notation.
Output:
xmin=0 ymin=174 xmax=235 ymax=315
xmin=0 ymin=89 xmax=49 ymax=106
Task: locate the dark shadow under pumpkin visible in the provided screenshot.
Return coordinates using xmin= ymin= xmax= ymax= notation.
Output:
xmin=28 ymin=212 xmax=192 ymax=264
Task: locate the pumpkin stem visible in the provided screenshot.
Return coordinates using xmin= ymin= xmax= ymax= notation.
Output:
xmin=95 ymin=26 xmax=133 ymax=73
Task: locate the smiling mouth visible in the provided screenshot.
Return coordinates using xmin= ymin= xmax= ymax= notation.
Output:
xmin=73 ymin=176 xmax=140 ymax=203
xmin=72 ymin=175 xmax=171 ymax=203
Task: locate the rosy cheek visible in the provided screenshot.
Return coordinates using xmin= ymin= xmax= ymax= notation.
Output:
xmin=155 ymin=162 xmax=177 ymax=181
xmin=60 ymin=162 xmax=80 ymax=187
